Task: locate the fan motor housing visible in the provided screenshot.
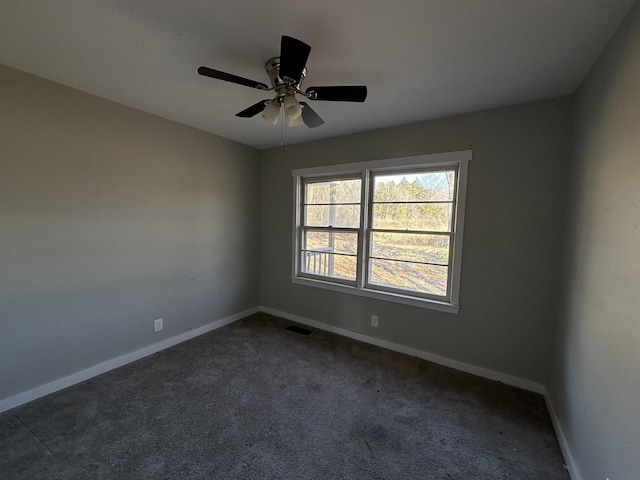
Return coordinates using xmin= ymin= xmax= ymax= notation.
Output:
xmin=265 ymin=57 xmax=306 ymax=99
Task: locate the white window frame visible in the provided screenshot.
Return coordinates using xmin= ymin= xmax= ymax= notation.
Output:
xmin=291 ymin=150 xmax=471 ymax=314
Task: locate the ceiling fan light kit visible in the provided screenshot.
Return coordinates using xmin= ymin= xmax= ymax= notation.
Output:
xmin=198 ymin=35 xmax=367 ymax=129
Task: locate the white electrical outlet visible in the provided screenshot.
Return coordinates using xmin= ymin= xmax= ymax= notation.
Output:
xmin=154 ymin=318 xmax=163 ymax=332
xmin=371 ymin=315 xmax=379 ymax=327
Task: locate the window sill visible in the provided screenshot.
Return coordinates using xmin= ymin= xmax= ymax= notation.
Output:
xmin=290 ymin=276 xmax=459 ymax=314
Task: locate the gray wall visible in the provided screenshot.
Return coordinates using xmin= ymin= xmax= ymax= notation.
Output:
xmin=0 ymin=64 xmax=261 ymax=401
xmin=549 ymin=2 xmax=640 ymax=479
xmin=260 ymin=97 xmax=572 ymax=384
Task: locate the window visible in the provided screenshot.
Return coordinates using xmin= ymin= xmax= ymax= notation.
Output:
xmin=292 ymin=150 xmax=471 ymax=313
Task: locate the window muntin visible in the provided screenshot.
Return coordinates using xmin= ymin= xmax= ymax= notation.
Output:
xmin=292 ymin=151 xmax=470 ymax=312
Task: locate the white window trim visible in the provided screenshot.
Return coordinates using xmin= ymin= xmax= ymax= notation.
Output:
xmin=291 ymin=150 xmax=472 ymax=314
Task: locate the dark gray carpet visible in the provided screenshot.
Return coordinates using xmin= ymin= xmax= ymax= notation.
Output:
xmin=0 ymin=312 xmax=568 ymax=479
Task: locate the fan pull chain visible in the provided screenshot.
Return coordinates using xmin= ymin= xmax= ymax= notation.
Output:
xmin=280 ymin=108 xmax=288 ymax=149
xmin=280 ymin=109 xmax=284 ymax=146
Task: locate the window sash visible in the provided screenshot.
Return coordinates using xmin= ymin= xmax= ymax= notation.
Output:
xmin=364 ymin=166 xmax=458 ymax=301
xmin=298 ymin=227 xmax=360 ymax=286
xmin=299 ymin=175 xmax=363 ymax=286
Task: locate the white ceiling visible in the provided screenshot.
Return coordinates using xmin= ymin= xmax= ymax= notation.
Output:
xmin=0 ymin=0 xmax=635 ymax=149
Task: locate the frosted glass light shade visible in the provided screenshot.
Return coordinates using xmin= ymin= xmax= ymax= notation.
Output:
xmin=283 ymin=95 xmax=302 ymax=119
xmin=261 ymin=100 xmax=280 ymax=124
xmin=288 ymin=114 xmax=305 ymax=127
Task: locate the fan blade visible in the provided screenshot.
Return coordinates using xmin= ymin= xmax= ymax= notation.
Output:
xmin=300 ymin=102 xmax=325 ymax=128
xmin=279 ymin=36 xmax=311 ymax=83
xmin=306 ymin=86 xmax=367 ymax=102
xmin=198 ymin=66 xmax=268 ymax=90
xmin=235 ymin=100 xmax=269 ymax=118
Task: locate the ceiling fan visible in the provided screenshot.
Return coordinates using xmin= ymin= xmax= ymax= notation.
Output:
xmin=198 ymin=35 xmax=367 ymax=128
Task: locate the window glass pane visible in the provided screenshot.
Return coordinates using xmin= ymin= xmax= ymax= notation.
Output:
xmin=305 ymin=179 xmax=361 ymax=204
xmin=304 ymin=230 xmax=331 ymax=250
xmin=302 ymin=252 xmax=357 ymax=281
xmin=371 ymin=232 xmax=449 ymax=265
xmin=302 ymin=231 xmax=358 ymax=281
xmin=303 ymin=231 xmax=358 ymax=256
xmin=371 ymin=203 xmax=452 ymax=231
xmin=373 ymin=171 xmax=455 ymax=202
xmin=369 ymin=259 xmax=448 ymax=296
xmin=304 ymin=205 xmax=360 ymax=228
xmin=333 ymin=254 xmax=357 ymax=280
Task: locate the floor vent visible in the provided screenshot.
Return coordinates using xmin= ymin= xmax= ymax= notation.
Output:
xmin=286 ymin=325 xmax=313 ymax=336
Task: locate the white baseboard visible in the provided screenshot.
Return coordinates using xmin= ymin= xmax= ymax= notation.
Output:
xmin=0 ymin=306 xmax=259 ymax=414
xmin=259 ymin=306 xmax=545 ymax=395
xmin=542 ymin=388 xmax=583 ymax=480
